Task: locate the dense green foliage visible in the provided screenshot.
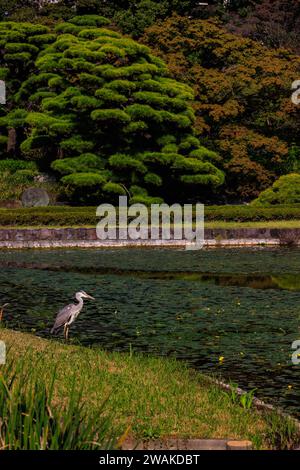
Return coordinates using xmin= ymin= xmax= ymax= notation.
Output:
xmin=252 ymin=174 xmax=300 ymax=206
xmin=2 ymin=1 xmax=298 ymax=56
xmin=0 ymin=15 xmax=224 ymax=204
xmin=0 ymin=7 xmax=299 ymax=205
xmin=143 ymin=15 xmax=300 ymax=200
xmin=0 ymin=1 xmax=227 ymax=35
xmin=0 ymin=157 xmax=58 ymax=201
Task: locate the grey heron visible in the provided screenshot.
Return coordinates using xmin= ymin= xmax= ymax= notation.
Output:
xmin=51 ymin=291 xmax=95 ymax=340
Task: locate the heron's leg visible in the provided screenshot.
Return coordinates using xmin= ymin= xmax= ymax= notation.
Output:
xmin=65 ymin=325 xmax=70 ymax=341
xmin=64 ymin=323 xmax=68 ymax=341
xmin=0 ymin=304 xmax=8 ymax=322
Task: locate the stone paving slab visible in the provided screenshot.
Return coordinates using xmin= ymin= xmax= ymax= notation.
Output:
xmin=122 ymin=438 xmax=252 ymax=450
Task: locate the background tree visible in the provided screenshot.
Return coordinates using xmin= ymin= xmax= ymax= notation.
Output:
xmin=2 ymin=1 xmax=299 ymax=56
xmin=142 ymin=15 xmax=300 ymax=200
xmin=226 ymin=0 xmax=300 ymax=55
xmin=0 ymin=20 xmax=55 ymax=156
xmin=0 ymin=0 xmax=39 ymax=21
xmin=0 ymin=15 xmax=224 ymax=204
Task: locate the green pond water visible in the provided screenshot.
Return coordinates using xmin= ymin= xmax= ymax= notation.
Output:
xmin=0 ymin=247 xmax=300 ymax=417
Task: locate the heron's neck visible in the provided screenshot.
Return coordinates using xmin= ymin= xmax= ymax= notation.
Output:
xmin=75 ymin=294 xmax=84 ymax=307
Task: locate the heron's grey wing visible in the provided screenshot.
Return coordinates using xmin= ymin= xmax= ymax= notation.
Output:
xmin=51 ymin=304 xmax=73 ymax=332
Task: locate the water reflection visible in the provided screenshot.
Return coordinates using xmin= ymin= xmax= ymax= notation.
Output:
xmin=0 ymin=247 xmax=300 ymax=417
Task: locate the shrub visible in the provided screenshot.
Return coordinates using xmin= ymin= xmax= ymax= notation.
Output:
xmin=61 ymin=172 xmax=106 ymax=186
xmin=109 ymin=154 xmax=147 ymax=174
xmin=204 ymin=204 xmax=300 ymax=222
xmin=60 ymin=172 xmax=107 ymax=203
xmin=103 ymin=182 xmax=126 ymax=195
xmin=69 ymin=15 xmax=110 ymax=27
xmin=60 ymin=136 xmax=94 ymax=153
xmin=251 ymin=174 xmax=300 ymax=206
xmin=129 ymin=195 xmax=164 ymax=205
xmin=52 ymin=153 xmax=104 ymax=175
xmin=90 ymin=109 xmax=131 ymax=123
xmin=0 ymin=159 xmax=37 ymax=173
xmin=144 ymin=172 xmax=162 ymax=186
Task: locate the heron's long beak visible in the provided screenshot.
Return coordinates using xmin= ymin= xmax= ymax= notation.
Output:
xmin=85 ymin=294 xmax=95 ymax=300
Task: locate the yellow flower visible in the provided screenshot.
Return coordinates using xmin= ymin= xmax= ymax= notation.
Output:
xmin=219 ymin=356 xmax=224 ymax=362
xmin=288 ymin=385 xmax=293 ymax=390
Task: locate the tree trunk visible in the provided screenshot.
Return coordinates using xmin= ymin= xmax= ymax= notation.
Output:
xmin=7 ymin=128 xmax=17 ymax=155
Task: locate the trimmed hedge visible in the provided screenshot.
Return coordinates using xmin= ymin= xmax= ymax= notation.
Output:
xmin=204 ymin=205 xmax=300 ymax=222
xmin=1 ymin=204 xmax=300 ymax=226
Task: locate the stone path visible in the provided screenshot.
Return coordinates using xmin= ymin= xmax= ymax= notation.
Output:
xmin=122 ymin=438 xmax=253 ymax=450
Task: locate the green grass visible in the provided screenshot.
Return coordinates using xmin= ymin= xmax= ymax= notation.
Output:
xmin=1 ymin=220 xmax=300 ymax=230
xmin=205 ymin=220 xmax=300 ymax=229
xmin=1 ymin=328 xmax=299 ymax=449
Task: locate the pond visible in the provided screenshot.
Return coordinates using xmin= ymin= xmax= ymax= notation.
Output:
xmin=0 ymin=247 xmax=300 ymax=417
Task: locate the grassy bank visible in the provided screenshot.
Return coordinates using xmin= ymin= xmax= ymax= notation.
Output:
xmin=0 ymin=328 xmax=299 ymax=449
xmin=205 ymin=220 xmax=300 ymax=229
xmin=1 ymin=220 xmax=300 ymax=230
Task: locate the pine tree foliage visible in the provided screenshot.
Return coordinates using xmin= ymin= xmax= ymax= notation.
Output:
xmin=0 ymin=15 xmax=224 ymax=203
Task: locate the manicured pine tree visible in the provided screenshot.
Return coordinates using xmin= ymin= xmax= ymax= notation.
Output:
xmin=1 ymin=15 xmax=223 ymax=203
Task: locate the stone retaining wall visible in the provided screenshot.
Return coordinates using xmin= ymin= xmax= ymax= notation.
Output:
xmin=0 ymin=227 xmax=299 ymax=248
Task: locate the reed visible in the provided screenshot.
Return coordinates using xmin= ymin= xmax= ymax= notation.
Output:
xmin=0 ymin=352 xmax=115 ymax=450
